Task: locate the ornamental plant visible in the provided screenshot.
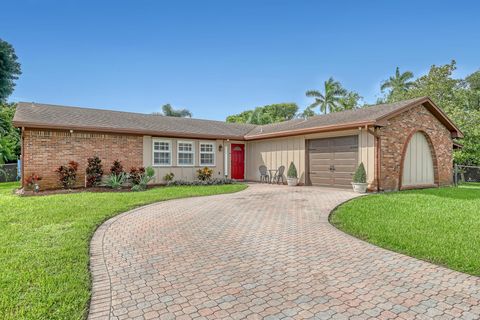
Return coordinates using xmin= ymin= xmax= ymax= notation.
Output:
xmin=56 ymin=161 xmax=79 ymax=189
xmin=196 ymin=167 xmax=213 ymax=181
xmin=86 ymin=156 xmax=103 ymax=187
xmin=106 ymin=172 xmax=127 ymax=189
xmin=110 ymin=159 xmax=124 ymax=175
xmin=129 ymin=166 xmax=145 ymax=185
xmin=287 ymin=162 xmax=297 ymax=178
xmin=353 ymin=162 xmax=367 ymax=183
xmin=163 ymin=172 xmax=175 ymax=182
xmin=25 ymin=173 xmax=42 ymax=190
xmin=131 ymin=166 xmax=155 ymax=191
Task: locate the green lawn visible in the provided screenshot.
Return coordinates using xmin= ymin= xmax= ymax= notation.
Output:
xmin=0 ymin=182 xmax=247 ymax=320
xmin=331 ymin=183 xmax=480 ymax=276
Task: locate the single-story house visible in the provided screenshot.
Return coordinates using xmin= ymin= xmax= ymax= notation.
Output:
xmin=13 ymin=97 xmax=463 ymax=191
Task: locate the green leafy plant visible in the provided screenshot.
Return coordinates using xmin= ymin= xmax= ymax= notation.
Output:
xmin=130 ymin=166 xmax=155 ymax=191
xmin=106 ymin=172 xmax=127 ymax=189
xmin=353 ymin=162 xmax=367 ymax=183
xmin=129 ymin=166 xmax=145 ymax=185
xmin=196 ymin=167 xmax=213 ymax=181
xmin=287 ymin=162 xmax=298 ymax=178
xmin=56 ymin=161 xmax=79 ymax=189
xmin=110 ymin=159 xmax=124 ymax=175
xmin=86 ymin=156 xmax=103 ymax=187
xmin=163 ymin=172 xmax=175 ymax=182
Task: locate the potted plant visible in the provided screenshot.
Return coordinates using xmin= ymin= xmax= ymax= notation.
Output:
xmin=287 ymin=162 xmax=298 ymax=186
xmin=351 ymin=162 xmax=368 ymax=193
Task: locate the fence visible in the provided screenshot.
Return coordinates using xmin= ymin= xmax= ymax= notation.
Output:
xmin=0 ymin=163 xmax=19 ymax=183
xmin=454 ymin=164 xmax=480 ymax=185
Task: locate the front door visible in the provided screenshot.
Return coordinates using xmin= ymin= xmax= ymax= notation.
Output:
xmin=231 ymin=144 xmax=245 ymax=180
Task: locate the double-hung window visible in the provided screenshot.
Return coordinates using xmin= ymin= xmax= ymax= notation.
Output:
xmin=177 ymin=141 xmax=194 ymax=166
xmin=152 ymin=139 xmax=171 ymax=166
xmin=200 ymin=142 xmax=215 ymax=166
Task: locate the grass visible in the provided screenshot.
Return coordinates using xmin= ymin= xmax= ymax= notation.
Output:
xmin=0 ymin=182 xmax=247 ymax=320
xmin=331 ymin=183 xmax=480 ymax=276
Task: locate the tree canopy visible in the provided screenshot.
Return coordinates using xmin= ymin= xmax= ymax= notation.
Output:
xmin=226 ymin=103 xmax=298 ymax=125
xmin=0 ymin=103 xmax=20 ymax=163
xmin=383 ymin=61 xmax=480 ymax=165
xmin=303 ymin=78 xmax=361 ymax=117
xmin=0 ymin=39 xmax=22 ymax=103
xmin=154 ymin=104 xmax=192 ymax=117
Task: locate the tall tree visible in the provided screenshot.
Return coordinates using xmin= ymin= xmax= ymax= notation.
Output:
xmin=0 ymin=103 xmax=19 ymax=163
xmin=226 ymin=103 xmax=298 ymax=125
xmin=0 ymin=39 xmax=22 ymax=102
xmin=386 ymin=61 xmax=480 ymax=165
xmin=154 ymin=104 xmax=192 ymax=117
xmin=381 ymin=67 xmax=414 ymax=100
xmin=305 ymin=77 xmax=348 ymax=115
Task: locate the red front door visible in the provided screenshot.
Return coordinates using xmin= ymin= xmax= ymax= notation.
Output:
xmin=231 ymin=144 xmax=245 ymax=180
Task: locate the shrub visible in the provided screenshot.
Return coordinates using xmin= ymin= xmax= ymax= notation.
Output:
xmin=287 ymin=162 xmax=297 ymax=178
xmin=129 ymin=166 xmax=145 ymax=185
xmin=86 ymin=156 xmax=103 ymax=187
xmin=163 ymin=172 xmax=175 ymax=182
xmin=353 ymin=162 xmax=367 ymax=183
xmin=106 ymin=172 xmax=127 ymax=189
xmin=197 ymin=167 xmax=213 ymax=181
xmin=130 ymin=166 xmax=155 ymax=191
xmin=110 ymin=160 xmax=124 ymax=175
xmin=167 ymin=178 xmax=235 ymax=186
xmin=25 ymin=173 xmax=42 ymax=190
xmin=56 ymin=161 xmax=79 ymax=189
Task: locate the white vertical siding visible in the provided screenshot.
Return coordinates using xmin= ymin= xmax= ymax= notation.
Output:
xmin=402 ymin=132 xmax=434 ymax=186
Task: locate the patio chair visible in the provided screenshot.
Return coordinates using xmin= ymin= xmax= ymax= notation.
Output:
xmin=272 ymin=165 xmax=285 ymax=184
xmin=259 ymin=165 xmax=270 ymax=183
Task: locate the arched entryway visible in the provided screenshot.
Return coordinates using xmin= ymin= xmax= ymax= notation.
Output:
xmin=400 ymin=131 xmax=437 ymax=188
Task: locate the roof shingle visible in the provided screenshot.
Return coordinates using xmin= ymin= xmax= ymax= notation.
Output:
xmin=14 ymin=97 xmax=459 ymax=140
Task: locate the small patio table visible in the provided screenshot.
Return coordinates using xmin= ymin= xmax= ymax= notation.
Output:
xmin=268 ymin=169 xmax=278 ymax=184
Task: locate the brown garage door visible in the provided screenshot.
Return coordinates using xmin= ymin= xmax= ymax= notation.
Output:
xmin=308 ymin=135 xmax=358 ymax=188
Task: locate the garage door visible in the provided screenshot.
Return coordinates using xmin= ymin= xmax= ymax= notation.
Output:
xmin=402 ymin=132 xmax=434 ymax=187
xmin=308 ymin=135 xmax=358 ymax=188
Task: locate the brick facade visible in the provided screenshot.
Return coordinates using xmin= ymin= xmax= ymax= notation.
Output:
xmin=377 ymin=104 xmax=453 ymax=191
xmin=22 ymin=129 xmax=143 ymax=189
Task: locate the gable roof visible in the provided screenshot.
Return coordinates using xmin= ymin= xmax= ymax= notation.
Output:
xmin=13 ymin=97 xmax=463 ymax=140
xmin=245 ymin=97 xmax=463 ymax=139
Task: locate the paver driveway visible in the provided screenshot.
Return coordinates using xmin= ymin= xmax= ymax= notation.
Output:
xmin=89 ymin=184 xmax=480 ymax=320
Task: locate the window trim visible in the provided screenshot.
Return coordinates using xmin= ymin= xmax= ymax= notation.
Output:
xmin=177 ymin=140 xmax=195 ymax=167
xmin=152 ymin=139 xmax=172 ymax=167
xmin=199 ymin=141 xmax=216 ymax=167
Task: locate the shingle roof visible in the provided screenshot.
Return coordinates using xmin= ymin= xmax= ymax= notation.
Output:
xmin=13 ymin=97 xmax=462 ymax=140
xmin=13 ymin=102 xmax=256 ymax=140
xmin=245 ymin=98 xmax=426 ymax=138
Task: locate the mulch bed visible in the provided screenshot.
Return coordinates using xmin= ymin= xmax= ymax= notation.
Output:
xmin=16 ymin=185 xmax=165 ymax=197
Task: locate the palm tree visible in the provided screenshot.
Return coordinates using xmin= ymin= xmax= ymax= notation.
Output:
xmin=154 ymin=104 xmax=192 ymax=117
xmin=305 ymin=77 xmax=347 ymax=114
xmin=381 ymin=67 xmax=414 ymax=94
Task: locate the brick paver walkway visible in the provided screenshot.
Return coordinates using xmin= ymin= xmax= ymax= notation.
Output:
xmin=89 ymin=184 xmax=480 ymax=319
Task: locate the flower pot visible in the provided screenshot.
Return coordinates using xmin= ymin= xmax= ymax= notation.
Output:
xmin=351 ymin=182 xmax=368 ymax=193
xmin=287 ymin=177 xmax=298 ymax=186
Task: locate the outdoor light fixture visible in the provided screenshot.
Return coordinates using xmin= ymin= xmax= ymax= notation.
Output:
xmin=218 ymin=145 xmax=223 ymax=152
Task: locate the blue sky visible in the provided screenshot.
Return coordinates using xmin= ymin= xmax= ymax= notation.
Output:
xmin=2 ymin=0 xmax=479 ymax=120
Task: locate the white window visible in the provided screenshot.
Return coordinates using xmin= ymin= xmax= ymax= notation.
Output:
xmin=177 ymin=141 xmax=194 ymax=166
xmin=200 ymin=142 xmax=215 ymax=166
xmin=152 ymin=139 xmax=171 ymax=166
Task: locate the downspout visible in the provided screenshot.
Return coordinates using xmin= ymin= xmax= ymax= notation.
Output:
xmin=21 ymin=127 xmax=25 ymax=189
xmin=367 ymin=126 xmax=381 ymax=192
xmin=375 ymin=128 xmax=381 ymax=192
